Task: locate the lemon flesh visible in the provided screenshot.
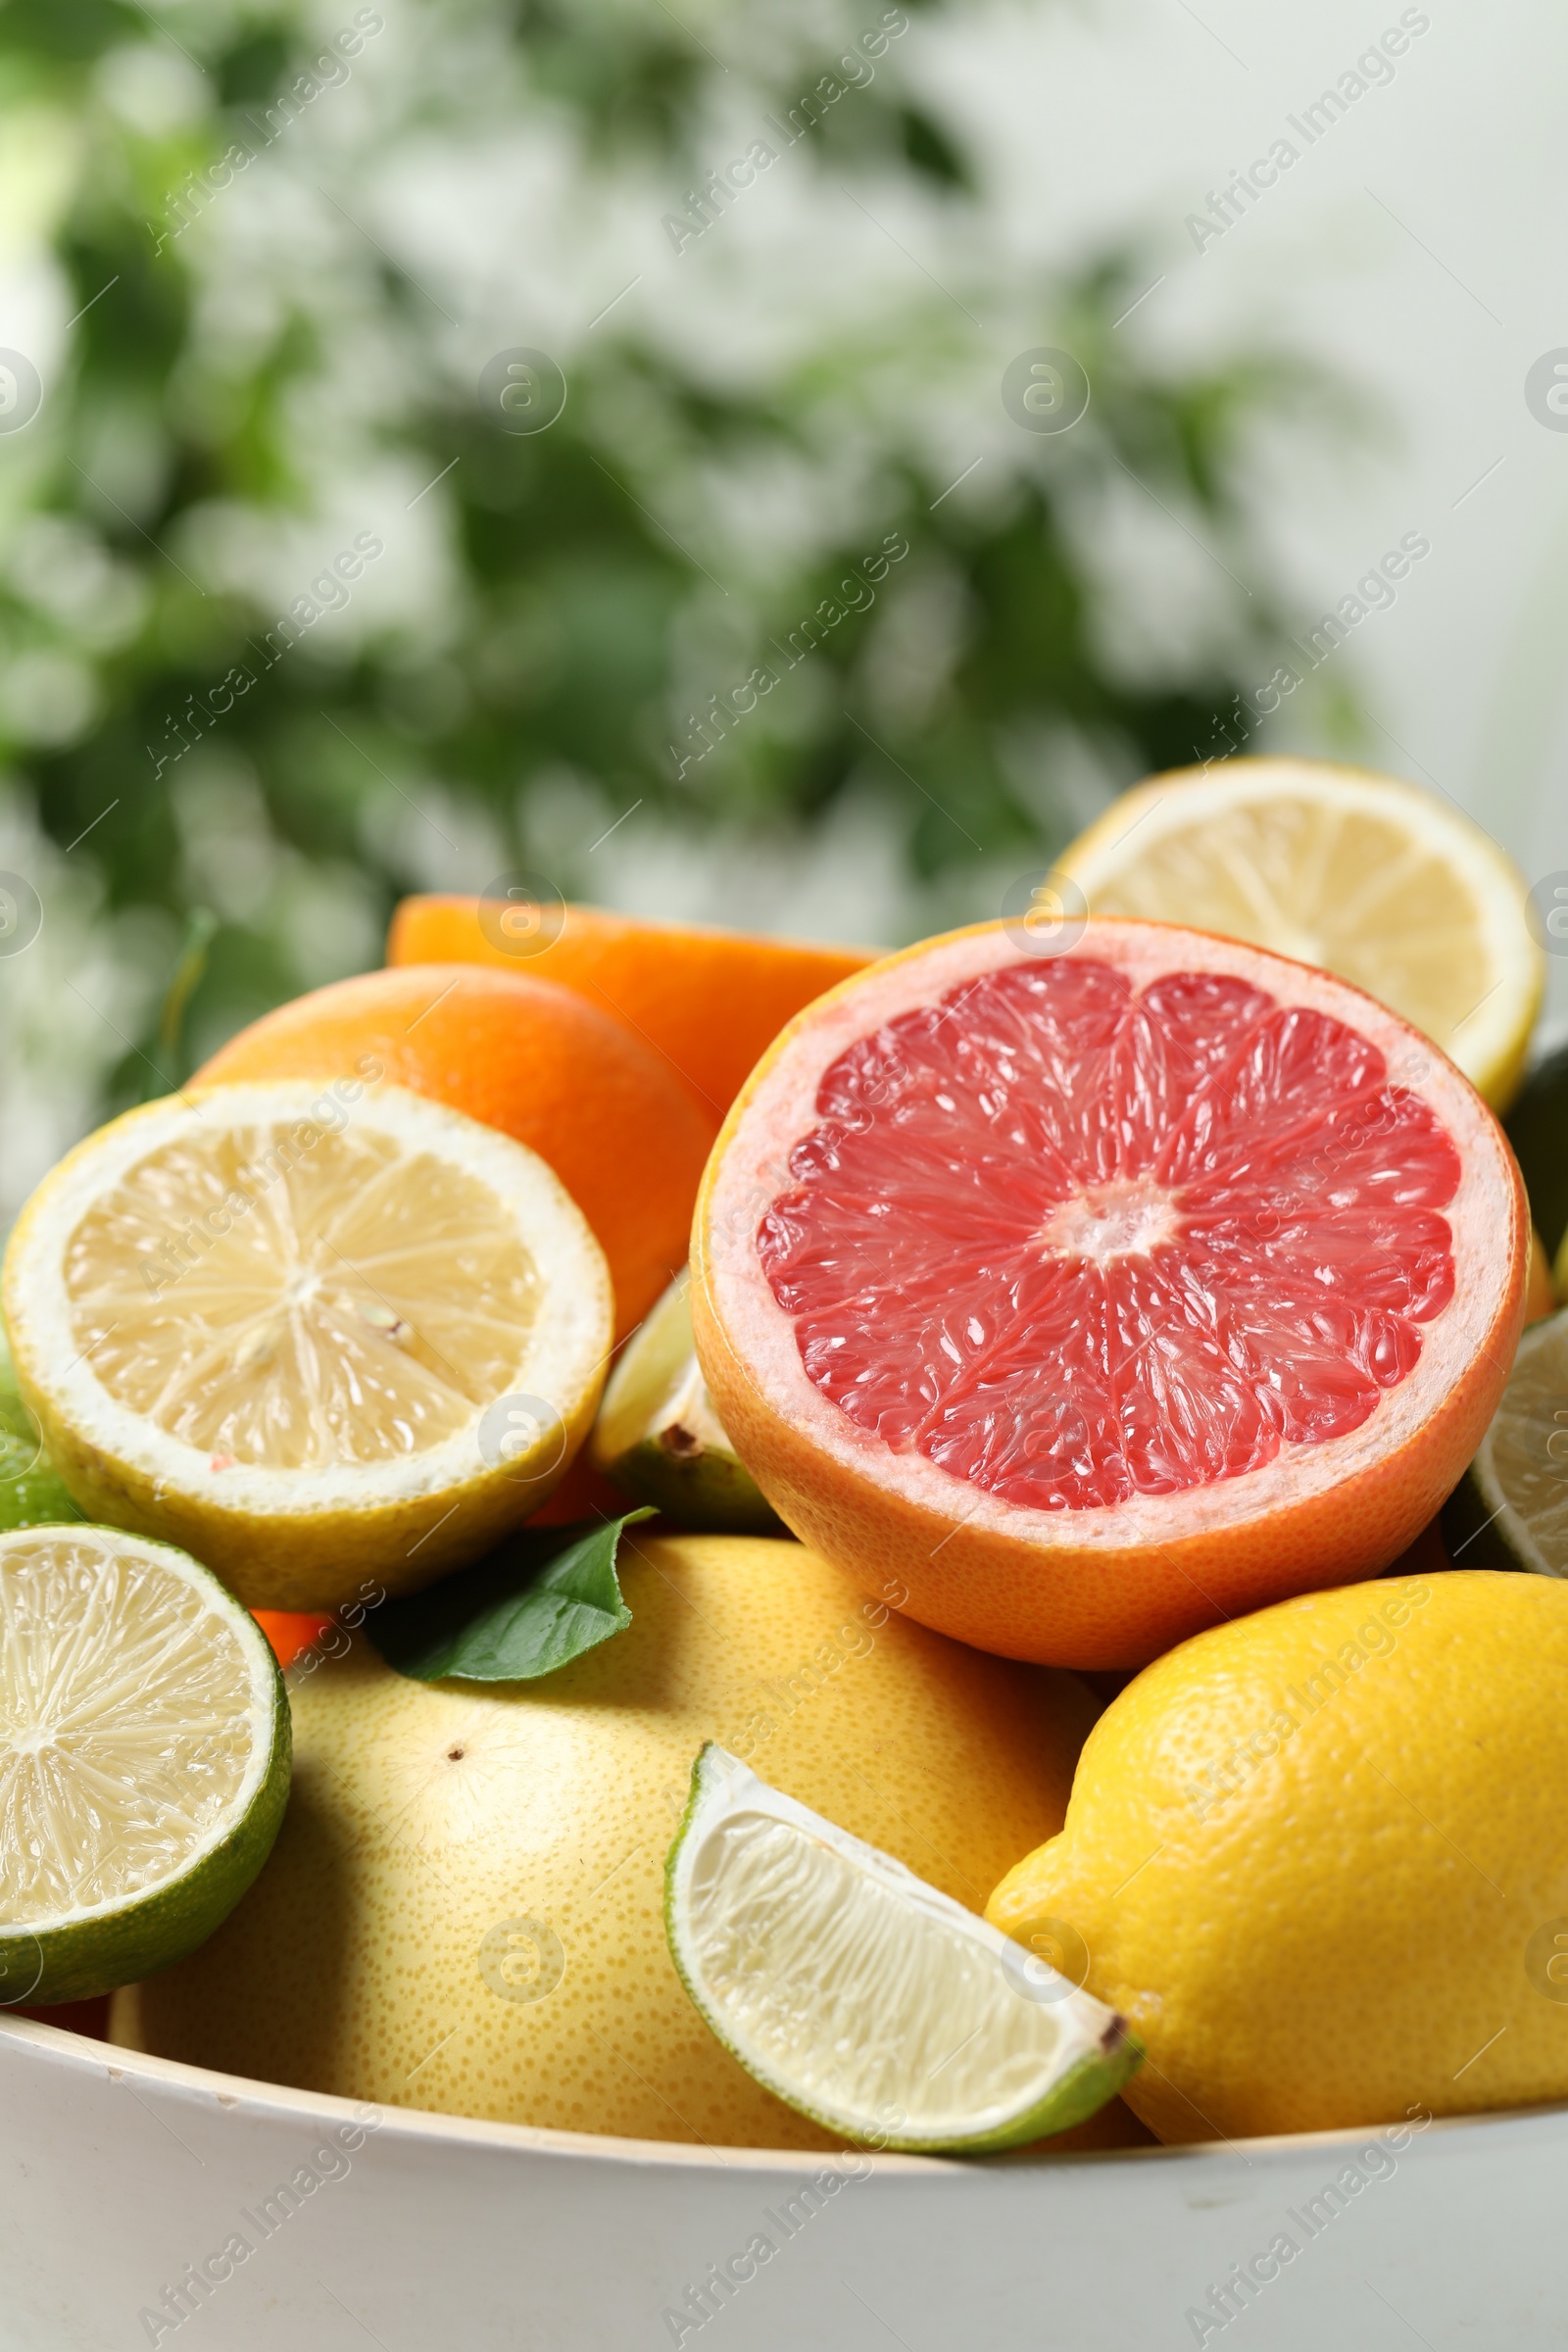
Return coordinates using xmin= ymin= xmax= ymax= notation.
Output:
xmin=666 ymin=1744 xmax=1138 ymax=2152
xmin=1443 ymin=1305 xmax=1568 ymax=1575
xmin=0 ymin=1525 xmax=288 ymax=2005
xmin=591 ymin=1270 xmax=779 ymax=1532
xmin=2 ymin=1082 xmax=612 ymax=1609
xmin=1057 ymin=758 xmax=1543 ymax=1109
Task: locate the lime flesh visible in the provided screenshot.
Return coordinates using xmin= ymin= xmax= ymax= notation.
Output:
xmin=0 ymin=1525 xmax=289 ymax=2005
xmin=1442 ymin=1306 xmax=1568 ymax=1577
xmin=664 ymin=1744 xmax=1140 ymax=2153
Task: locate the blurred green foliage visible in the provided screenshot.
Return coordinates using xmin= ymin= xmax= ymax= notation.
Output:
xmin=0 ymin=0 xmax=1318 ymax=1103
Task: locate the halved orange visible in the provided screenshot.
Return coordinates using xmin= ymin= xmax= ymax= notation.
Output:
xmin=692 ymin=919 xmax=1526 ymax=1668
xmin=386 ymin=898 xmax=874 ymax=1117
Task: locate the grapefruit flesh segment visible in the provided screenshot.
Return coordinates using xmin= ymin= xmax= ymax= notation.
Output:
xmin=694 ymin=921 xmax=1526 ymax=1668
xmin=760 ymin=961 xmax=1460 ymax=1508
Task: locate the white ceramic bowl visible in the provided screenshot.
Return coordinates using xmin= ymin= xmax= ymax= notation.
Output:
xmin=2 ymin=2013 xmax=1560 ymax=2349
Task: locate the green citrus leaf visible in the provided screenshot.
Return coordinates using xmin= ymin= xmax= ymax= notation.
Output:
xmin=366 ymin=1509 xmax=655 ymax=1684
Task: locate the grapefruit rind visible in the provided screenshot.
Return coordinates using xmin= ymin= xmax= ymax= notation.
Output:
xmin=0 ymin=1525 xmax=290 ymax=2007
xmin=693 ymin=918 xmax=1527 ymax=1667
xmin=664 ymin=1742 xmax=1140 ymax=2153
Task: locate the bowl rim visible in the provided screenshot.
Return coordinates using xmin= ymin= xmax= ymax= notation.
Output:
xmin=7 ymin=2011 xmax=1568 ymax=2177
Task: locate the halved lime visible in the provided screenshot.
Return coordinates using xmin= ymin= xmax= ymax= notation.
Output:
xmin=664 ymin=1744 xmax=1140 ymax=2153
xmin=591 ymin=1270 xmax=779 ymax=1532
xmin=0 ymin=1525 xmax=290 ymax=2005
xmin=1442 ymin=1305 xmax=1568 ymax=1576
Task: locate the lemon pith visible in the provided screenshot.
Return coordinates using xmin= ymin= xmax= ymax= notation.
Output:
xmin=2 ymin=1082 xmax=612 ymax=1610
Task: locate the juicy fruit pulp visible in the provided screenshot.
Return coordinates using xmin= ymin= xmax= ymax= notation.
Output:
xmin=0 ymin=1527 xmax=287 ymax=2005
xmin=197 ymin=962 xmax=717 ymax=1340
xmin=667 ymin=1745 xmax=1139 ymax=2152
xmin=695 ymin=920 xmax=1526 ymax=1667
xmin=67 ymin=1121 xmax=540 ymax=1469
xmin=4 ymin=1082 xmax=612 ymax=1609
xmin=760 ymin=957 xmax=1459 ymax=1509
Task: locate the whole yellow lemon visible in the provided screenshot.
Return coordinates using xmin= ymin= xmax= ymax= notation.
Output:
xmin=115 ymin=1534 xmax=1100 ymax=2150
xmin=988 ymin=1569 xmax=1568 ymax=2141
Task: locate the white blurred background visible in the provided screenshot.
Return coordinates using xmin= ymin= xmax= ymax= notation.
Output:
xmin=0 ymin=0 xmax=1562 ymax=1212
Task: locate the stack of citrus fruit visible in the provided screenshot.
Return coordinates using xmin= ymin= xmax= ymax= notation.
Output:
xmin=8 ymin=765 xmax=1568 ymax=2159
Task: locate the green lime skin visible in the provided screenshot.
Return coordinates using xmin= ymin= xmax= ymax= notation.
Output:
xmin=662 ymin=1745 xmax=1143 ymax=2156
xmin=0 ymin=1592 xmax=292 ymax=2009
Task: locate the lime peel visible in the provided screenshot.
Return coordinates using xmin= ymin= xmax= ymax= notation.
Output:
xmin=664 ymin=1743 xmax=1140 ymax=2154
xmin=0 ymin=1524 xmax=290 ymax=2006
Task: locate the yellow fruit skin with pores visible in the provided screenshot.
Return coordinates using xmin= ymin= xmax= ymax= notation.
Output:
xmin=114 ymin=1534 xmax=1104 ymax=2151
xmin=988 ymin=1572 xmax=1568 ymax=2143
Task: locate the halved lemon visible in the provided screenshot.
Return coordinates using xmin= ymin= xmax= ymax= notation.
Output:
xmin=1056 ymin=758 xmax=1543 ymax=1109
xmin=0 ymin=1524 xmax=288 ymax=2006
xmin=2 ymin=1082 xmax=612 ymax=1610
xmin=665 ymin=1744 xmax=1140 ymax=2152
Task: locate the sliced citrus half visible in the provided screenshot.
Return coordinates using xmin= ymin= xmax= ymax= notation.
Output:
xmin=1055 ymin=758 xmax=1543 ymax=1111
xmin=665 ymin=1744 xmax=1139 ymax=2152
xmin=1442 ymin=1305 xmax=1568 ymax=1577
xmin=693 ymin=918 xmax=1526 ymax=1667
xmin=590 ymin=1269 xmax=780 ymax=1532
xmin=2 ymin=1081 xmax=612 ymax=1610
xmin=0 ymin=1524 xmax=289 ymax=2006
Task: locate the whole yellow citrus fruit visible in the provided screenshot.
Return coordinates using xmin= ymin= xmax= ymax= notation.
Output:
xmin=988 ymin=1570 xmax=1568 ymax=2140
xmin=115 ymin=1533 xmax=1102 ymax=2149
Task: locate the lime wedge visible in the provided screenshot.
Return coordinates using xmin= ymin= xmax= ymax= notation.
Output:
xmin=0 ymin=1526 xmax=290 ymax=2006
xmin=1442 ymin=1306 xmax=1568 ymax=1576
xmin=664 ymin=1744 xmax=1140 ymax=2153
xmin=592 ymin=1270 xmax=779 ymax=1532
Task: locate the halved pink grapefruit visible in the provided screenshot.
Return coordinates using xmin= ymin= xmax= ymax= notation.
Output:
xmin=691 ymin=919 xmax=1526 ymax=1667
